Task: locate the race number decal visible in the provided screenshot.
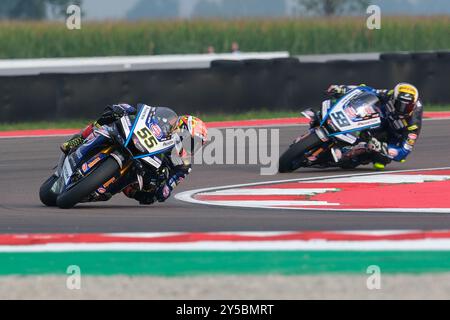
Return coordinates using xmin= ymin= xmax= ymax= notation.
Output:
xmin=331 ymin=111 xmax=351 ymax=127
xmin=129 ymin=104 xmax=176 ymax=156
xmin=136 ymin=127 xmax=158 ymax=150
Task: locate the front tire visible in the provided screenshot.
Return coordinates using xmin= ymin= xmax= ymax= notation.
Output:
xmin=39 ymin=175 xmax=59 ymax=207
xmin=56 ymin=158 xmax=120 ymax=209
xmin=278 ymin=131 xmax=323 ymax=173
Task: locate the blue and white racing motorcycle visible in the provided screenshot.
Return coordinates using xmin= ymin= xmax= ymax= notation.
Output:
xmin=278 ymin=87 xmax=383 ymax=173
xmin=39 ymin=105 xmax=179 ymax=209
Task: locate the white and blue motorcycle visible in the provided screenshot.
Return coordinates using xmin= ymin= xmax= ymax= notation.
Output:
xmin=279 ymin=87 xmax=384 ymax=173
xmin=39 ymin=105 xmax=179 ymax=209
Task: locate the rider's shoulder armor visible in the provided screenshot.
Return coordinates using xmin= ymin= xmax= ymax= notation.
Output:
xmin=407 ymin=100 xmax=424 ymax=129
xmin=114 ymin=103 xmax=137 ymax=115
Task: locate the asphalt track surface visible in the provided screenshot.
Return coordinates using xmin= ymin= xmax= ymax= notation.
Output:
xmin=0 ymin=119 xmax=449 ymax=233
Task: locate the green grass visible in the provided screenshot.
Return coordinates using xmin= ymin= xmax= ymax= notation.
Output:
xmin=1 ymin=251 xmax=450 ymax=275
xmin=425 ymin=105 xmax=450 ymax=111
xmin=0 ymin=107 xmax=448 ymax=131
xmin=0 ymin=17 xmax=449 ymax=58
xmin=0 ymin=119 xmax=94 ymax=131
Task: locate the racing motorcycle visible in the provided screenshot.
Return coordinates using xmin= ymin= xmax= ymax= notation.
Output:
xmin=278 ymin=87 xmax=383 ymax=173
xmin=39 ymin=104 xmax=179 ymax=209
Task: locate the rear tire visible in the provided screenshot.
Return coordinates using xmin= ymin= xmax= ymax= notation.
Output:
xmin=278 ymin=132 xmax=323 ymax=173
xmin=56 ymin=158 xmax=120 ymax=209
xmin=39 ymin=175 xmax=59 ymax=207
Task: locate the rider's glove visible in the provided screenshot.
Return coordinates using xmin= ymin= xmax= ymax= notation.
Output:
xmin=108 ymin=105 xmax=126 ymax=119
xmin=302 ymin=109 xmax=320 ymax=128
xmin=97 ymin=105 xmax=127 ymax=125
xmin=171 ymin=165 xmax=191 ymax=184
xmin=367 ymin=138 xmax=389 ymax=156
xmin=155 ymin=183 xmax=171 ymax=203
xmin=155 ymin=166 xmax=191 ymax=203
xmin=326 ymin=85 xmax=344 ymax=97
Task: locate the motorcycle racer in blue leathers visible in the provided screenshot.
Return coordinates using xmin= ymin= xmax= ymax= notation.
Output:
xmin=60 ymin=103 xmax=207 ymax=205
xmin=316 ymin=83 xmax=423 ymax=170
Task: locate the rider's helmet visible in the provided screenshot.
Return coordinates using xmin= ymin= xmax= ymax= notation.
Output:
xmin=151 ymin=107 xmax=179 ymax=139
xmin=176 ymin=115 xmax=208 ymax=155
xmin=393 ymin=83 xmax=419 ymax=116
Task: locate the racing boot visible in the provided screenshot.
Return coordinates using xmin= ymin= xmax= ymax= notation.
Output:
xmin=60 ymin=134 xmax=84 ymax=154
xmin=371 ymin=151 xmax=392 ymax=171
xmin=373 ymin=162 xmax=385 ymax=171
xmin=60 ymin=123 xmax=96 ymax=154
xmin=374 ymin=158 xmax=405 ymax=170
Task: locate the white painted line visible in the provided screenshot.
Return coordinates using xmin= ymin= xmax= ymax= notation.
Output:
xmin=333 ymin=230 xmax=420 ymax=236
xmin=197 ymin=200 xmax=339 ymax=207
xmin=305 ymin=174 xmax=450 ymax=184
xmin=1 ymin=239 xmax=450 ymax=252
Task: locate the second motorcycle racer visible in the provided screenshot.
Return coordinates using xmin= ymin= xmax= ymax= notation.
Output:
xmin=279 ymin=82 xmax=422 ymax=172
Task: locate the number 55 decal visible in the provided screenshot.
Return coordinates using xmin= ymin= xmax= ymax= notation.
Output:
xmin=331 ymin=111 xmax=351 ymax=127
xmin=136 ymin=127 xmax=158 ymax=149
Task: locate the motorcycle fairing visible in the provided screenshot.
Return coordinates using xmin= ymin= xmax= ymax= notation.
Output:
xmin=122 ymin=104 xmax=175 ymax=167
xmin=321 ymin=87 xmax=382 ymax=144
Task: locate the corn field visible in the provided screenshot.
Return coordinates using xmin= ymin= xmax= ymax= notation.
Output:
xmin=0 ymin=17 xmax=449 ymax=58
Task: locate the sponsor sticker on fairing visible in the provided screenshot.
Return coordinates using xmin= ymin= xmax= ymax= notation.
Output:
xmin=62 ymin=158 xmax=73 ymax=184
xmin=344 ymin=107 xmax=357 ymax=119
xmin=88 ymin=157 xmax=101 ymax=168
xmin=408 ymin=133 xmax=417 ymax=140
xmin=103 ymin=177 xmax=116 ymax=188
xmin=140 ymin=106 xmax=150 ymax=121
xmin=364 ymin=105 xmax=376 ymax=115
xmin=141 ymin=156 xmax=161 ymax=169
xmin=355 ymin=118 xmax=380 ymax=127
xmin=97 ymin=187 xmax=106 ymax=194
xmin=151 ymin=124 xmax=163 ymax=139
xmin=69 ymin=155 xmax=77 ymax=168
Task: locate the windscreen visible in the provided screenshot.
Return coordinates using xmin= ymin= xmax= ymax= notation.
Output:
xmin=150 ymin=107 xmax=179 ymax=139
xmin=347 ymin=92 xmax=380 ymax=115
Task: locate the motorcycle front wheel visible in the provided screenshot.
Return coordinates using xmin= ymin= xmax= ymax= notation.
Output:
xmin=39 ymin=175 xmax=59 ymax=207
xmin=278 ymin=131 xmax=323 ymax=173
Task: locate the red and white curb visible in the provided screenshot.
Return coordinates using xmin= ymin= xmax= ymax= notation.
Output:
xmin=176 ymin=167 xmax=450 ymax=213
xmin=1 ymin=230 xmax=450 ymax=252
xmin=1 ymin=112 xmax=449 ymax=139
